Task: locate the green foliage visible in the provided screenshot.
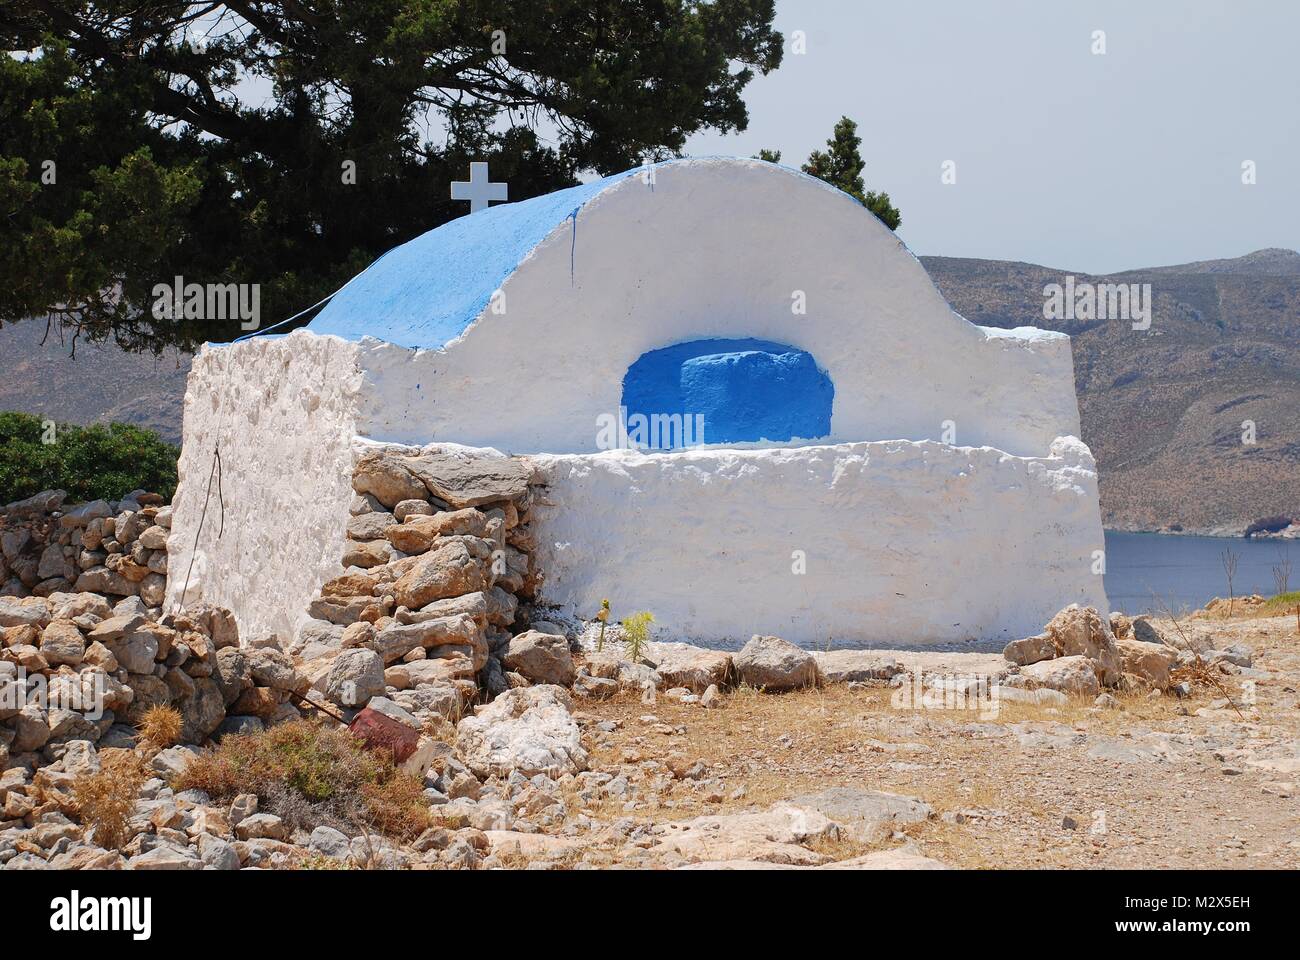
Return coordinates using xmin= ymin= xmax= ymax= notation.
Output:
xmin=1261 ymin=591 xmax=1300 ymax=615
xmin=0 ymin=411 xmax=178 ymax=504
xmin=621 ymin=611 xmax=654 ymax=663
xmin=177 ymin=719 xmax=431 ymax=839
xmin=1 ymin=2 xmax=783 ymax=351
xmin=801 ymin=116 xmax=901 ymax=230
xmin=754 ymin=148 xmax=782 ymax=163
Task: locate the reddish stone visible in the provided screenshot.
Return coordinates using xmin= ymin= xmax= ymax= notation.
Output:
xmin=349 ymin=707 xmax=420 ymax=762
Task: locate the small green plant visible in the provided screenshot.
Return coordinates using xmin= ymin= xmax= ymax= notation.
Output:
xmin=595 ymin=598 xmax=610 ymax=652
xmin=621 ymin=611 xmax=654 ymax=663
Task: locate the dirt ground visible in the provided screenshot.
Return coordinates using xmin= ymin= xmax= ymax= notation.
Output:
xmin=560 ymin=613 xmax=1300 ymax=869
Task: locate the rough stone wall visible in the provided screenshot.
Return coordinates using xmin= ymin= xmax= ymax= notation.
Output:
xmin=529 ymin=437 xmax=1110 ymax=647
xmin=286 ymin=444 xmax=547 ymax=725
xmin=0 ymin=582 xmax=308 ymax=773
xmin=1 ymin=490 xmax=171 ymax=607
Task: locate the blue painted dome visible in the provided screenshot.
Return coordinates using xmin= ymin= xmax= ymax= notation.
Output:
xmin=309 ymin=169 xmax=641 ymax=350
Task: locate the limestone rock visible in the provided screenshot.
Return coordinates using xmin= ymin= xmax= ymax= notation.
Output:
xmin=502 ymin=630 xmax=575 ymax=686
xmin=138 ymin=525 xmax=169 ymax=550
xmin=392 ymin=539 xmax=492 ymax=609
xmin=128 ymin=845 xmax=203 ymax=870
xmin=104 ymin=623 xmax=162 ymax=675
xmin=320 ymin=571 xmax=378 ymax=599
xmin=324 ymin=648 xmax=385 ymax=708
xmin=48 ymin=591 xmax=112 ymax=622
xmin=650 ymin=804 xmax=839 ymax=866
xmin=1002 ymin=633 xmax=1056 ymax=667
xmin=214 ymin=647 xmax=254 ymax=706
xmin=309 ymin=825 xmax=352 ymax=858
xmin=1043 ymin=604 xmax=1121 ymax=685
xmin=455 ymin=685 xmax=587 ymax=779
xmin=812 ymin=650 xmax=906 ymax=683
xmin=734 ymin=634 xmax=818 ymax=691
xmin=353 ymin=452 xmax=429 ymax=508
xmin=1019 ymin=654 xmax=1101 ymax=696
xmin=1116 ymin=638 xmax=1177 ymax=691
xmin=248 ymin=648 xmax=308 ymax=694
xmin=484 ymin=586 xmax=517 ymax=627
xmin=399 ymin=451 xmax=533 ymax=509
xmin=191 ymin=604 xmax=240 ymax=648
xmin=4 ymin=489 xmax=66 ymax=515
xmin=341 ymin=539 xmax=393 ymax=568
xmin=74 ymin=565 xmax=139 ymax=597
xmin=235 ymin=812 xmax=289 ymax=841
xmin=386 ymin=508 xmax=490 ymax=553
xmin=37 ymin=542 xmax=71 ymax=580
xmin=650 ymin=643 xmax=733 ymax=693
xmin=400 ymin=591 xmax=488 ymax=628
xmin=0 ymin=595 xmax=50 ymax=628
xmin=374 ymin=613 xmax=485 ymax=667
xmin=787 ymin=787 xmax=932 ymax=842
xmin=139 ymin=573 xmax=167 ymax=607
xmin=346 ymin=511 xmax=396 ymax=542
xmin=198 ymin=833 xmax=240 ymax=870
xmin=60 ymin=499 xmax=111 ymax=527
xmin=86 ymin=612 xmax=145 ymax=644
xmin=150 ymin=745 xmax=200 ymax=781
xmin=39 ymin=619 xmax=85 ymax=667
xmin=403 ymin=656 xmax=476 ymax=686
xmin=573 ymin=672 xmax=619 ymax=700
xmin=393 ymin=499 xmax=433 ymax=522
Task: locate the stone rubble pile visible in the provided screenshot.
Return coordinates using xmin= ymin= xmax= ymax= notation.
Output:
xmin=0 ymin=590 xmax=310 ymax=774
xmin=1001 ymin=603 xmax=1256 ymax=700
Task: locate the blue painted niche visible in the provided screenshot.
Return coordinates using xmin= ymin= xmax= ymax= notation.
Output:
xmin=620 ymin=338 xmax=834 ymax=448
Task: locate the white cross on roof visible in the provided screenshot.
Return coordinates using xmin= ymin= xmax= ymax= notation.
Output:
xmin=450 ymin=161 xmax=508 ymax=213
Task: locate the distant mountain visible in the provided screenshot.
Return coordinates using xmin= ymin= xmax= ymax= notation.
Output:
xmin=0 ymin=322 xmax=189 ymax=445
xmin=1117 ymin=247 xmax=1300 ymax=277
xmin=2 ymin=248 xmax=1297 ymax=534
xmin=922 ymin=249 xmax=1300 ymax=535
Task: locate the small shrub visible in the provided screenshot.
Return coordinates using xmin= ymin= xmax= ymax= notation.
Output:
xmin=621 ymin=611 xmax=654 ymax=663
xmin=138 ymin=704 xmax=183 ymax=749
xmin=595 ymin=598 xmax=610 ymax=652
xmin=176 ymin=719 xmax=431 ymax=840
xmin=0 ymin=410 xmax=178 ymax=504
xmin=72 ymin=752 xmax=147 ymax=849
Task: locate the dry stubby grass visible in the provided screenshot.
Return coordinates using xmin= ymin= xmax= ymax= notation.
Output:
xmin=138 ymin=704 xmax=183 ymax=749
xmin=72 ymin=750 xmax=148 ymax=849
xmin=177 ymin=719 xmax=431 ymax=840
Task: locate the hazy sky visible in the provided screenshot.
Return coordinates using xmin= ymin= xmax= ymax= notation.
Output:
xmin=684 ymin=0 xmax=1299 ymax=273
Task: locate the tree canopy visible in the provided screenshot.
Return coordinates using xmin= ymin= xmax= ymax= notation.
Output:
xmin=801 ymin=116 xmax=901 ymax=230
xmin=1 ymin=1 xmax=782 ymax=352
xmin=757 ymin=116 xmax=901 ymax=231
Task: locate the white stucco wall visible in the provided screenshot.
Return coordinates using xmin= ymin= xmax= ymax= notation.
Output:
xmin=165 ymin=333 xmax=364 ymax=642
xmin=528 ymin=437 xmax=1109 ymax=647
xmin=350 ymin=159 xmax=1079 ymax=458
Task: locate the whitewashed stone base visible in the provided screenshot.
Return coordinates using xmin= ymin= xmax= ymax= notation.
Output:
xmin=529 ymin=438 xmax=1108 ymax=647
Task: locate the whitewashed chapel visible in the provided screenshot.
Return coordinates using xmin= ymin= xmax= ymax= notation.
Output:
xmin=166 ymin=157 xmax=1108 ymax=646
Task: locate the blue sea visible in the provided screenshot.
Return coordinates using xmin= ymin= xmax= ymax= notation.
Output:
xmin=1103 ymin=530 xmax=1294 ymax=615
